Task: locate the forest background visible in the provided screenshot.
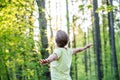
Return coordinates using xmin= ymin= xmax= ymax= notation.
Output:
xmin=0 ymin=0 xmax=120 ymax=80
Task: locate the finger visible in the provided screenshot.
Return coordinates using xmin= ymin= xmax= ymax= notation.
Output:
xmin=39 ymin=60 xmax=43 ymax=64
xmin=42 ymin=59 xmax=46 ymax=63
xmin=40 ymin=59 xmax=44 ymax=64
xmin=42 ymin=59 xmax=47 ymax=64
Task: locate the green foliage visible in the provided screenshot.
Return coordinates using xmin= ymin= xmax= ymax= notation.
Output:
xmin=87 ymin=4 xmax=93 ymax=9
xmin=0 ymin=1 xmax=42 ymax=80
xmin=96 ymin=5 xmax=118 ymax=13
xmin=79 ymin=4 xmax=93 ymax=11
xmin=78 ymin=4 xmax=84 ymax=11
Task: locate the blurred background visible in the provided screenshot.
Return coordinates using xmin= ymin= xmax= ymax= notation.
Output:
xmin=0 ymin=0 xmax=120 ymax=80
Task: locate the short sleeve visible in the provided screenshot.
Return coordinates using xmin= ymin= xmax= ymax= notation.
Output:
xmin=53 ymin=48 xmax=61 ymax=58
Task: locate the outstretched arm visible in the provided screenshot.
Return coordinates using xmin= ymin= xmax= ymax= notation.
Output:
xmin=39 ymin=53 xmax=58 ymax=64
xmin=73 ymin=44 xmax=92 ymax=54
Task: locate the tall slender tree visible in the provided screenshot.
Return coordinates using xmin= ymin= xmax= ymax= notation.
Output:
xmin=48 ymin=0 xmax=53 ymax=53
xmin=66 ymin=0 xmax=70 ymax=34
xmin=107 ymin=0 xmax=119 ymax=79
xmin=72 ymin=15 xmax=78 ymax=80
xmin=36 ymin=0 xmax=50 ymax=80
xmin=84 ymin=32 xmax=88 ymax=80
xmin=93 ymin=0 xmax=103 ymax=80
xmin=101 ymin=1 xmax=113 ymax=79
xmin=102 ymin=13 xmax=109 ymax=78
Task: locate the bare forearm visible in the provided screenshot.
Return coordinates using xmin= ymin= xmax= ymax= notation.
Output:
xmin=73 ymin=46 xmax=87 ymax=54
xmin=40 ymin=53 xmax=58 ymax=64
xmin=73 ymin=44 xmax=92 ymax=54
xmin=46 ymin=54 xmax=58 ymax=63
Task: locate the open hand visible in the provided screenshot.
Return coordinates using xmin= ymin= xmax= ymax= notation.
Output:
xmin=39 ymin=59 xmax=49 ymax=65
xmin=85 ymin=43 xmax=93 ymax=48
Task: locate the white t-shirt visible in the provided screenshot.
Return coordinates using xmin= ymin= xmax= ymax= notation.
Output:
xmin=50 ymin=48 xmax=73 ymax=80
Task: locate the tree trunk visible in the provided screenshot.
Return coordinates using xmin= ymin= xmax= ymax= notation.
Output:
xmin=93 ymin=0 xmax=103 ymax=80
xmin=66 ymin=0 xmax=70 ymax=34
xmin=36 ymin=0 xmax=50 ymax=80
xmin=107 ymin=0 xmax=119 ymax=79
xmin=102 ymin=13 xmax=108 ymax=77
xmin=84 ymin=32 xmax=88 ymax=80
xmin=72 ymin=16 xmax=78 ymax=80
